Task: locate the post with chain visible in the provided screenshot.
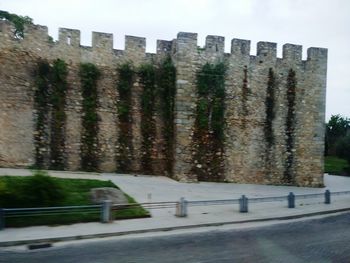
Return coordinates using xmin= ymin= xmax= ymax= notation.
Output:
xmin=239 ymin=195 xmax=248 ymax=213
xmin=288 ymin=192 xmax=295 ymax=208
xmin=0 ymin=208 xmax=4 ymax=230
xmin=176 ymin=197 xmax=187 ymax=217
xmin=101 ymin=200 xmax=112 ymax=223
xmin=325 ymin=190 xmax=331 ymax=204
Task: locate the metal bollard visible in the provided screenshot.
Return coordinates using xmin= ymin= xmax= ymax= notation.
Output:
xmin=239 ymin=195 xmax=248 ymax=213
xmin=325 ymin=190 xmax=331 ymax=204
xmin=101 ymin=200 xmax=112 ymax=223
xmin=0 ymin=208 xmax=4 ymax=230
xmin=288 ymin=192 xmax=295 ymax=208
xmin=175 ymin=197 xmax=187 ymax=217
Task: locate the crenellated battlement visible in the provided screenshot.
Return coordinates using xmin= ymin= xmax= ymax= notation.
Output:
xmin=156 ymin=39 xmax=173 ymax=55
xmin=91 ymin=32 xmax=113 ymax=50
xmin=307 ymin=47 xmax=328 ymax=61
xmin=283 ymin=44 xmax=302 ymax=61
xmin=59 ymin=28 xmax=80 ymax=47
xmin=125 ymin=35 xmax=146 ymax=53
xmin=24 ymin=23 xmax=49 ymax=42
xmin=231 ymin=38 xmax=251 ymax=56
xmin=205 ymin=35 xmax=225 ymax=53
xmin=0 ymin=21 xmax=328 ymax=64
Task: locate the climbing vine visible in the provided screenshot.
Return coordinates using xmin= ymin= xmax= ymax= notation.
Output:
xmin=138 ymin=64 xmax=156 ymax=174
xmin=284 ymin=69 xmax=297 ymax=184
xmin=242 ymin=66 xmax=249 ymax=118
xmin=34 ymin=59 xmax=68 ymax=169
xmin=265 ymin=68 xmax=276 ymax=147
xmin=79 ymin=63 xmax=100 ymax=172
xmin=0 ymin=10 xmax=33 ymax=39
xmin=116 ymin=63 xmax=134 ymax=172
xmin=34 ymin=60 xmax=51 ymax=169
xmin=192 ymin=63 xmax=226 ymax=181
xmin=263 ymin=68 xmax=277 ymax=177
xmin=49 ymin=59 xmax=68 ymax=170
xmin=157 ymin=56 xmax=176 ymax=176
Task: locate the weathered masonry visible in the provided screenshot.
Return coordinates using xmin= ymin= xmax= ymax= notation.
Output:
xmin=0 ymin=21 xmax=327 ymax=187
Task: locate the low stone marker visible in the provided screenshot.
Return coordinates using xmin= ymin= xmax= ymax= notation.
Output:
xmin=90 ymin=187 xmax=128 ymax=205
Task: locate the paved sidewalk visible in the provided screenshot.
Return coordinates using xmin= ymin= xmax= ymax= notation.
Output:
xmin=1 ymin=169 xmax=350 ymax=247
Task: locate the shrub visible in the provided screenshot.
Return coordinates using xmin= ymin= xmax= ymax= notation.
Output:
xmin=0 ymin=180 xmax=6 ymax=192
xmin=0 ymin=180 xmax=15 ymax=208
xmin=0 ymin=177 xmax=27 ymax=208
xmin=23 ymin=171 xmax=66 ymax=207
xmin=0 ymin=171 xmax=66 ymax=208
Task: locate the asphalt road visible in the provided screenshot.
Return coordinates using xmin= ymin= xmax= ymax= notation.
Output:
xmin=1 ymin=213 xmax=350 ymax=263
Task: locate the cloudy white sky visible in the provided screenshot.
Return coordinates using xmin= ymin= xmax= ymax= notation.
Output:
xmin=1 ymin=0 xmax=349 ymax=120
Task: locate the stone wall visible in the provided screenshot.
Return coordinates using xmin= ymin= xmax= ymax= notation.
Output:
xmin=0 ymin=21 xmax=327 ymax=186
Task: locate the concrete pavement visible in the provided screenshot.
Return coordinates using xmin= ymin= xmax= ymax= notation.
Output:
xmin=103 ymin=172 xmax=350 ymax=202
xmin=1 ymin=168 xmax=350 ymax=247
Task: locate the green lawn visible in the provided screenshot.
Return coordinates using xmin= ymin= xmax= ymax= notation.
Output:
xmin=0 ymin=175 xmax=149 ymax=227
xmin=324 ymin=156 xmax=350 ymax=175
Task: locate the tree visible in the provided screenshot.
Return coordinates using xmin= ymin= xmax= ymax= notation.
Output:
xmin=0 ymin=10 xmax=33 ymax=38
xmin=325 ymin=115 xmax=350 ymax=156
xmin=336 ymin=135 xmax=350 ymax=164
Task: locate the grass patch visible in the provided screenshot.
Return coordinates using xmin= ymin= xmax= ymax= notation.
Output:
xmin=325 ymin=156 xmax=350 ymax=175
xmin=0 ymin=175 xmax=149 ymax=227
xmin=114 ymin=194 xmax=149 ymax=220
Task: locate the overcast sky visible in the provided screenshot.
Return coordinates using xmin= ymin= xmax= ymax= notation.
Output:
xmin=1 ymin=0 xmax=349 ymax=120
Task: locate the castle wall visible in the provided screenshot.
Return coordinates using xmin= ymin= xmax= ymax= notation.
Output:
xmin=0 ymin=21 xmax=327 ymax=186
xmin=171 ymin=30 xmax=326 ymax=186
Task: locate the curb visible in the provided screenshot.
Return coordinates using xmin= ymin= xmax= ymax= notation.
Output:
xmin=1 ymin=207 xmax=350 ymax=247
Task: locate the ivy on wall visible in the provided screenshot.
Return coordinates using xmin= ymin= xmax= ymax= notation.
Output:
xmin=191 ymin=63 xmax=226 ymax=181
xmin=138 ymin=64 xmax=156 ymax=174
xmin=157 ymin=56 xmax=176 ymax=176
xmin=34 ymin=60 xmax=51 ymax=168
xmin=116 ymin=63 xmax=134 ymax=172
xmin=49 ymin=59 xmax=68 ymax=170
xmin=284 ymin=69 xmax=297 ymax=184
xmin=242 ymin=66 xmax=249 ymax=119
xmin=265 ymin=68 xmax=276 ymax=147
xmin=34 ymin=59 xmax=68 ymax=169
xmin=79 ymin=63 xmax=100 ymax=172
xmin=263 ymin=68 xmax=277 ymax=177
xmin=115 ymin=58 xmax=176 ymax=175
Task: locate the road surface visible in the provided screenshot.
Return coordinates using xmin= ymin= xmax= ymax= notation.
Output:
xmin=1 ymin=213 xmax=350 ymax=263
